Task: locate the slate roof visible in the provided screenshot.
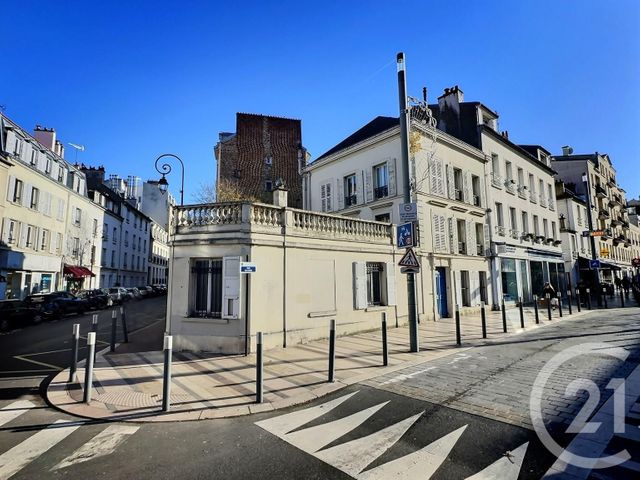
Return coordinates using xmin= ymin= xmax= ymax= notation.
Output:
xmin=314 ymin=116 xmax=398 ymax=162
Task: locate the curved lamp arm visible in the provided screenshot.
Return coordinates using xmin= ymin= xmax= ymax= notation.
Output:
xmin=154 ymin=153 xmax=185 ymax=206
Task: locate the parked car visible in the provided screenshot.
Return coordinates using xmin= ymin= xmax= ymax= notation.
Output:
xmin=137 ymin=286 xmax=153 ymax=297
xmin=108 ymin=287 xmax=130 ymax=305
xmin=24 ymin=292 xmax=89 ymax=318
xmin=77 ymin=289 xmax=112 ymax=309
xmin=0 ymin=299 xmax=45 ymax=331
xmin=152 ymin=285 xmax=167 ymax=295
xmin=126 ymin=287 xmax=142 ymax=300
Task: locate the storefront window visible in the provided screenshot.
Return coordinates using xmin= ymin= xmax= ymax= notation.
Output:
xmin=40 ymin=274 xmax=52 ymax=293
xmin=501 ymin=258 xmax=518 ymax=302
xmin=519 ymin=260 xmax=530 ymax=301
xmin=530 ymin=261 xmax=544 ymax=297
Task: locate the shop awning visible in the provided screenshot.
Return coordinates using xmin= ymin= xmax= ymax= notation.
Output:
xmin=63 ymin=265 xmax=95 ymax=277
xmin=577 ymin=256 xmax=622 ymax=271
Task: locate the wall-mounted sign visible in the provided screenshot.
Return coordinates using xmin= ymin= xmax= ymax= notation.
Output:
xmin=399 ymin=202 xmax=418 ymax=223
xmin=396 ymin=222 xmax=414 ymax=249
xmin=240 ymin=262 xmax=257 ymax=273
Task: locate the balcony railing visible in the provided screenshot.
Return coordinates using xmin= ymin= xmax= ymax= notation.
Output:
xmin=495 ymin=225 xmax=506 ymax=236
xmin=539 ymin=193 xmax=547 ymax=207
xmin=529 ymin=190 xmax=537 ymax=203
xmin=373 ymin=185 xmax=388 ymax=200
xmin=517 ymin=186 xmax=527 ymax=199
xmin=345 ymin=195 xmax=357 ymax=207
xmin=473 ymin=194 xmax=481 ymax=207
xmin=505 ymin=180 xmax=516 ymax=194
xmin=595 ymin=185 xmax=607 ymax=198
xmin=598 ymin=209 xmax=610 ymax=219
xmin=548 ymin=199 xmax=555 ymax=211
xmin=476 ymin=244 xmax=484 ymax=255
xmin=454 ymin=189 xmax=463 ymax=201
xmin=491 ymin=172 xmax=503 ymax=189
xmin=458 ymin=241 xmax=467 ymax=255
xmin=510 ymin=229 xmax=519 ymax=239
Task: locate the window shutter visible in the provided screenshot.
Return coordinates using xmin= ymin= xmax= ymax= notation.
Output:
xmin=463 ymin=172 xmax=471 ymax=203
xmin=469 ymin=272 xmax=479 ymax=306
xmin=449 ymin=217 xmax=458 ymax=253
xmin=325 ymin=182 xmax=333 ymax=212
xmin=466 ymin=219 xmax=475 ymax=256
xmin=19 ymin=222 xmax=27 ymax=247
xmin=336 ymin=178 xmax=344 ymax=210
xmin=388 ymin=158 xmax=397 ymax=197
xmin=365 ymin=168 xmax=373 ymax=203
xmin=353 ymin=261 xmax=367 ymax=310
xmin=480 ymin=175 xmax=487 ymax=208
xmin=429 ymin=158 xmax=437 ymax=195
xmin=22 ymin=183 xmax=31 ymax=207
xmin=32 ymin=227 xmax=39 ymax=251
xmin=320 ymin=184 xmax=327 ymax=212
xmin=438 ymin=215 xmax=448 ymax=253
xmin=222 ymin=256 xmax=241 ymax=319
xmin=49 ymin=231 xmax=56 ymax=253
xmin=356 ymin=171 xmax=364 ymax=205
xmin=57 ymin=198 xmax=65 ymax=221
xmin=1 ymin=218 xmax=10 ymax=243
xmin=446 ymin=164 xmax=455 ymax=199
xmin=484 ymin=224 xmax=491 ymax=256
xmin=385 ymin=261 xmax=397 ymax=306
xmin=6 ymin=176 xmax=15 ymax=202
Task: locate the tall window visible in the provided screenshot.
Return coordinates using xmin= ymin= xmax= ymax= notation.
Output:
xmin=491 ymin=154 xmax=500 ymax=176
xmin=495 ymin=202 xmax=504 ymax=227
xmin=25 ymin=226 xmax=35 ymax=248
xmin=543 ymin=219 xmax=549 ymax=238
xmin=453 ymin=168 xmax=463 ymax=201
xmin=41 ymin=229 xmax=49 ymax=251
xmin=529 ymin=174 xmax=535 ymax=194
xmin=72 ymin=237 xmax=80 ymax=257
xmin=509 ymin=207 xmax=517 ymax=232
xmin=373 ymin=163 xmax=388 ymax=199
xmin=517 ymin=168 xmax=524 ymax=187
xmin=533 ymin=215 xmax=540 ymax=235
xmin=74 ymin=208 xmax=82 ymax=226
xmin=191 ymin=259 xmax=223 ymax=317
xmin=471 ymin=175 xmax=481 ymax=206
xmin=344 ymin=174 xmax=357 ymax=206
xmin=30 ymin=187 xmax=39 ymax=210
xmin=552 ymin=221 xmax=557 ymax=240
xmin=366 ymin=263 xmax=383 ymax=306
xmin=505 ymin=161 xmax=513 ymax=182
xmin=522 ymin=212 xmax=529 ymax=234
xmin=12 ymin=179 xmax=23 ymax=203
xmin=30 ymin=149 xmax=38 ymax=166
xmin=320 ymin=182 xmax=332 ymax=212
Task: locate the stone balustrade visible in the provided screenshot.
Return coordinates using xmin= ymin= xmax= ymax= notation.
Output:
xmin=173 ymin=202 xmax=393 ymax=244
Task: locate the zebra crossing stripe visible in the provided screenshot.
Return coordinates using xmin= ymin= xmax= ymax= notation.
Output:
xmin=255 ymin=391 xmax=358 ymax=436
xmin=284 ymin=401 xmax=390 ymax=453
xmin=357 ymin=425 xmax=468 ymax=480
xmin=0 ymin=400 xmax=35 ymax=428
xmin=0 ymin=419 xmax=80 ymax=479
xmin=466 ymin=442 xmax=529 ymax=480
xmin=314 ymin=411 xmax=424 ymax=477
xmin=52 ymin=425 xmax=140 ymax=471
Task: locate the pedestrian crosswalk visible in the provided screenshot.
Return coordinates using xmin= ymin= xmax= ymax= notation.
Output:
xmin=256 ymin=391 xmax=530 ymax=480
xmin=0 ymin=398 xmax=139 ymax=479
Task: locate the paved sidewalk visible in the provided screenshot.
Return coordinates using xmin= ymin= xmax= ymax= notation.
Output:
xmin=47 ymin=302 xmax=600 ymax=422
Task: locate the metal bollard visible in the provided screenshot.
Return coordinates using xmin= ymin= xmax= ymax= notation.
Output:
xmin=328 ymin=320 xmax=336 ymax=382
xmin=546 ymin=293 xmax=552 ymax=321
xmin=501 ymin=299 xmax=507 ymax=333
xmin=381 ymin=312 xmax=389 ymax=366
xmin=110 ymin=309 xmax=117 ymax=352
xmin=69 ymin=324 xmax=80 ymax=382
xmin=533 ymin=295 xmax=540 ymax=324
xmin=120 ymin=306 xmax=129 ymax=343
xmin=567 ymin=291 xmax=573 ymax=315
xmin=83 ymin=332 xmax=96 ymax=403
xmin=518 ymin=297 xmax=525 ymax=329
xmin=455 ymin=305 xmax=461 ymax=346
xmin=602 ymin=289 xmax=608 ymax=309
xmin=91 ymin=314 xmax=98 ymax=334
xmin=621 ymin=289 xmax=625 ymax=308
xmin=586 ymin=288 xmax=592 ymax=310
xmin=480 ymin=302 xmax=487 ymax=339
xmin=256 ymin=332 xmax=263 ymax=403
xmin=162 ymin=335 xmax=172 ymax=412
xmin=557 ymin=292 xmax=563 ymax=318
xmin=575 ymin=289 xmax=581 ymax=312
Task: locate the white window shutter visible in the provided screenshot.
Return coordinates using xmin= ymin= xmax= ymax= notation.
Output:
xmin=484 ymin=224 xmax=491 ymax=256
xmin=353 ymin=262 xmax=367 ymax=310
xmin=365 ymin=168 xmax=373 ymax=203
xmin=480 ymin=175 xmax=486 ymax=208
xmin=32 ymin=227 xmax=39 ymax=251
xmin=428 ymin=158 xmax=437 ymax=195
xmin=469 ymin=273 xmax=479 ymax=306
xmin=19 ymin=222 xmax=27 ymax=247
xmin=385 ymin=261 xmax=397 ymax=306
xmin=446 ymin=164 xmax=454 ymax=199
xmin=388 ymin=158 xmax=397 ymax=197
xmin=1 ymin=218 xmax=10 ymax=243
xmin=320 ymin=184 xmax=327 ymax=212
xmin=6 ymin=176 xmax=15 ymax=202
xmin=439 ymin=215 xmax=448 ymax=253
xmin=356 ymin=171 xmax=364 ymax=205
xmin=466 ymin=219 xmax=475 ymax=256
xmin=449 ymin=217 xmax=458 ymax=253
xmin=325 ymin=182 xmax=333 ymax=212
xmin=336 ymin=178 xmax=344 ymax=210
xmin=222 ymin=256 xmax=241 ymax=319
xmin=22 ymin=183 xmax=31 ymax=207
xmin=463 ymin=172 xmax=471 ymax=203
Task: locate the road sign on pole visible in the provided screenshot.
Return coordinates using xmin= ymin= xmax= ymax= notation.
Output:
xmin=396 ymin=222 xmax=414 ymax=248
xmin=398 ymin=202 xmax=417 ymax=223
xmin=398 ymin=247 xmax=420 ymax=268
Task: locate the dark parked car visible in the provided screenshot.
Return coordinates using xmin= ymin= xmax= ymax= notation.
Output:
xmin=0 ymin=300 xmax=44 ymax=331
xmin=77 ymin=289 xmax=112 ymax=309
xmin=24 ymin=291 xmax=89 ymax=318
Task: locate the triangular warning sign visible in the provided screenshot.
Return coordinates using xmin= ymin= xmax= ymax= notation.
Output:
xmin=398 ymin=247 xmax=420 ymax=268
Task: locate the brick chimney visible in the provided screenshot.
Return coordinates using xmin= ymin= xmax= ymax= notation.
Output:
xmin=437 ymin=85 xmax=464 ymax=112
xmin=33 ymin=125 xmax=56 ymax=150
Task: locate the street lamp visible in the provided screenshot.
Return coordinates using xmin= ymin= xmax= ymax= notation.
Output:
xmin=154 ymin=153 xmax=185 ymax=206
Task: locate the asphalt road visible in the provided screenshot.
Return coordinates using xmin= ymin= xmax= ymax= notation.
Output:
xmin=0 ymin=296 xmax=166 ymax=400
xmin=0 ymin=305 xmax=638 ymax=479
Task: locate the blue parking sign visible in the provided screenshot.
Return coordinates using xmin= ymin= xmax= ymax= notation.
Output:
xmin=397 ymin=223 xmax=414 ymax=249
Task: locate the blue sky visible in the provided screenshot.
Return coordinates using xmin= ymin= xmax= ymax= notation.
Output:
xmin=2 ymin=1 xmax=639 ymax=200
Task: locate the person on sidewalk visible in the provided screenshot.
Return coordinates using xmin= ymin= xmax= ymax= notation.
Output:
xmin=543 ymin=282 xmax=557 ymax=309
xmin=622 ymin=275 xmax=631 ymax=298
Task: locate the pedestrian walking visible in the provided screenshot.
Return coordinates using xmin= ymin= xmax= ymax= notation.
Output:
xmin=622 ymin=275 xmax=631 ymax=297
xmin=543 ymin=282 xmax=557 ymax=309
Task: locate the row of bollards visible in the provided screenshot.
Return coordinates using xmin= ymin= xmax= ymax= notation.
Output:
xmin=67 ymin=308 xmax=129 ymax=405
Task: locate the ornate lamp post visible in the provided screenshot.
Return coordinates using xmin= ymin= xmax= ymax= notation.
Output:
xmin=154 ymin=153 xmax=185 ymax=206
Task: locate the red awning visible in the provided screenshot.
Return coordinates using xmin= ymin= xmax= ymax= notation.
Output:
xmin=63 ymin=265 xmax=96 ymax=277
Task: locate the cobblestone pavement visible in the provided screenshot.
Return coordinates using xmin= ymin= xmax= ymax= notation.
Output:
xmin=364 ymin=309 xmax=640 ymax=433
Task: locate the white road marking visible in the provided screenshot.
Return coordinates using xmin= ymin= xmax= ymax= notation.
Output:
xmin=52 ymin=424 xmax=139 ymax=470
xmin=255 ymin=391 xmax=358 ymax=436
xmin=285 ymin=401 xmax=389 ymax=452
xmin=379 ymin=367 xmax=437 ymax=386
xmin=357 ymin=425 xmax=468 ymax=480
xmin=0 ymin=400 xmax=35 ymax=428
xmin=315 ymin=411 xmax=423 ymax=477
xmin=466 ymin=442 xmax=529 ymax=480
xmin=0 ymin=419 xmax=80 ymax=479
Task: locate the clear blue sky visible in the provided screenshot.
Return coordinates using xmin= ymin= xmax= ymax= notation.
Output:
xmin=2 ymin=0 xmax=639 ymax=201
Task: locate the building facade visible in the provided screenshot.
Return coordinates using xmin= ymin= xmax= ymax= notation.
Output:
xmin=148 ymin=219 xmax=169 ymax=285
xmin=215 ymin=113 xmax=307 ymax=207
xmin=555 ymin=180 xmax=589 ymax=287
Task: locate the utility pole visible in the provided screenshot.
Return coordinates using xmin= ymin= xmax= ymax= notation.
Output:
xmin=397 ymin=52 xmax=419 ymax=352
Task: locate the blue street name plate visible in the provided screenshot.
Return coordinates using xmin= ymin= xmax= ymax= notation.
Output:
xmin=240 ymin=262 xmax=257 ymax=273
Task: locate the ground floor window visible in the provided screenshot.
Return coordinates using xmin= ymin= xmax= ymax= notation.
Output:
xmin=366 ymin=263 xmax=383 ymax=306
xmin=461 ymin=270 xmax=471 ymax=306
xmin=478 ymin=271 xmax=487 ymax=303
xmin=530 ymin=261 xmax=545 ymax=297
xmin=501 ymin=258 xmax=518 ymax=302
xmin=191 ymin=259 xmax=223 ymax=317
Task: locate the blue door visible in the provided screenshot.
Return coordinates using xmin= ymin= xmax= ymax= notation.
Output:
xmin=435 ymin=267 xmax=448 ymax=318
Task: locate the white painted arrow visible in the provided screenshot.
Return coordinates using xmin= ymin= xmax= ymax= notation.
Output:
xmin=315 ymin=411 xmax=424 ymax=477
xmin=466 ymin=442 xmax=529 ymax=480
xmin=357 ymin=425 xmax=468 ymax=480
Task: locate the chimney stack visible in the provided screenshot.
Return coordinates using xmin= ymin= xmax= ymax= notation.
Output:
xmin=33 ymin=125 xmax=56 ymax=151
xmin=562 ymin=145 xmax=574 ymax=156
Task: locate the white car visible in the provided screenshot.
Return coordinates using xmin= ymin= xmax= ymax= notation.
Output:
xmin=108 ymin=287 xmax=130 ymax=304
